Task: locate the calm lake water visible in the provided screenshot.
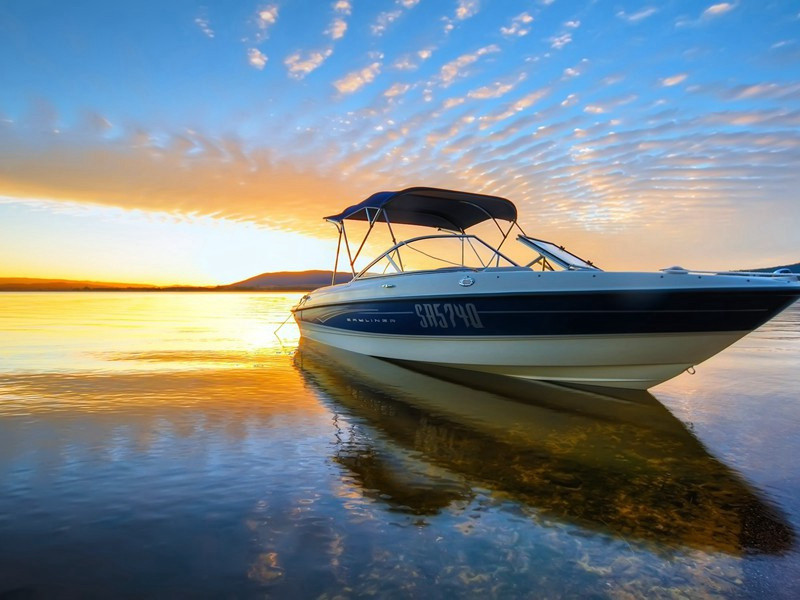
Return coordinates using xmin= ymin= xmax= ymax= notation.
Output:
xmin=1 ymin=292 xmax=799 ymax=598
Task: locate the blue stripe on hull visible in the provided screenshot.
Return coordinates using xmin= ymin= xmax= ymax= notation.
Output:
xmin=294 ymin=290 xmax=799 ymax=337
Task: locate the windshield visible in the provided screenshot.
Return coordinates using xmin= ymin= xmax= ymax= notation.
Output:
xmin=357 ymin=234 xmax=519 ymax=278
xmin=517 ymin=236 xmax=600 ymax=271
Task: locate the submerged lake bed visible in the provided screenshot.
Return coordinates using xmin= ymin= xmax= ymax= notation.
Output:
xmin=1 ymin=292 xmax=799 ymax=598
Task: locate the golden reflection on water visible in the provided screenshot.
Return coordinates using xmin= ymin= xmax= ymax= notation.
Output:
xmin=0 ymin=291 xmax=301 ymax=375
xmin=0 ymin=292 xmax=316 ymax=417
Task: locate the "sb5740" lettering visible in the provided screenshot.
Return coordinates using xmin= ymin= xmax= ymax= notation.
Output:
xmin=414 ymin=303 xmax=484 ymax=329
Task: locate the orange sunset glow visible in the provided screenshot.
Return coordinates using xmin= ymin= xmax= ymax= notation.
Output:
xmin=1 ymin=1 xmax=798 ymax=285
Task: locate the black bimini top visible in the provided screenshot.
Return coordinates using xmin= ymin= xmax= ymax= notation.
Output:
xmin=324 ymin=187 xmax=517 ymax=232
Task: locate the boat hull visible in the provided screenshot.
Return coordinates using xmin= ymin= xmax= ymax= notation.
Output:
xmin=296 ymin=322 xmax=746 ymax=389
xmin=292 ymin=271 xmax=800 ymax=389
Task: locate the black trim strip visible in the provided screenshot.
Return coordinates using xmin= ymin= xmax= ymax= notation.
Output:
xmin=295 ymin=290 xmax=799 ymax=336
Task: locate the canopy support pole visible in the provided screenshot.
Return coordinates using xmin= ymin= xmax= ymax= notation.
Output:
xmin=351 ymin=207 xmax=379 ymax=268
xmin=384 ymin=213 xmax=404 ymax=272
xmin=459 ymin=199 xmax=517 ymax=265
xmin=331 ymin=224 xmax=343 ymax=285
xmin=493 ymin=221 xmax=519 ymax=265
xmin=341 ymin=223 xmax=357 ymax=277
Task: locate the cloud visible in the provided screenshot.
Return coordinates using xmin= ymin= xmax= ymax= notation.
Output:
xmin=333 ymin=0 xmax=351 ymax=14
xmin=702 ymin=108 xmax=800 ymax=127
xmin=384 ymin=83 xmax=411 ymax=98
xmin=285 ymin=48 xmax=333 ymax=79
xmin=443 ymin=0 xmax=480 ymax=33
xmin=702 ymin=3 xmax=734 ymax=18
xmin=250 ymin=4 xmax=279 ymax=43
xmin=727 ymin=82 xmax=800 ymax=101
xmin=393 ymin=56 xmax=418 ymax=71
xmin=0 ymin=123 xmax=359 ymax=237
xmin=334 ymin=62 xmax=382 ymax=94
xmin=393 ymin=47 xmax=436 ymax=71
xmin=257 ymin=5 xmax=279 ymax=29
xmin=81 ymin=111 xmax=113 ymax=134
xmin=425 ymin=115 xmax=477 ymax=146
xmin=438 ymin=74 xmax=527 ymax=112
xmin=602 ymin=74 xmax=625 ymax=86
xmin=468 ymin=74 xmax=527 ymax=100
xmin=443 ymin=97 xmax=466 ymax=110
xmin=500 ymin=13 xmax=534 ymax=37
xmin=550 ymin=33 xmax=572 ymax=50
xmin=194 ymin=16 xmax=214 ymax=38
xmin=326 ymin=18 xmax=347 ymax=40
xmin=616 ymin=7 xmax=658 ymax=23
xmin=565 ymin=20 xmax=581 ymax=28
xmin=678 ymin=2 xmax=736 ymax=27
xmin=479 ymin=88 xmax=551 ymax=126
xmin=561 ymin=93 xmax=579 ymax=107
xmin=582 ymin=95 xmax=637 ymax=115
xmin=771 ymin=40 xmax=793 ymax=50
xmin=563 ymin=58 xmax=589 ymax=78
xmin=372 ymin=10 xmax=402 ymax=35
xmin=456 ymin=0 xmax=480 ymax=20
xmin=436 ymin=45 xmax=500 ymax=88
xmin=248 ymin=48 xmax=268 ymax=70
xmin=371 ymin=0 xmax=421 ymax=36
xmin=661 ymin=73 xmax=688 ymax=87
xmin=692 ymin=81 xmax=800 ymax=103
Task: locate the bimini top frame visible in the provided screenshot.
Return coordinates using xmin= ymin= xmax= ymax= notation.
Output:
xmin=324 ymin=187 xmax=526 ymax=283
xmin=325 ymin=187 xmax=517 ymax=231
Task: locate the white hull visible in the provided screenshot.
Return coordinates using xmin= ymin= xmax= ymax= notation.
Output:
xmin=297 ymin=321 xmax=747 ymax=389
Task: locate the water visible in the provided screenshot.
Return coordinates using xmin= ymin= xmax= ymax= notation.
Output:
xmin=0 ymin=292 xmax=798 ymax=598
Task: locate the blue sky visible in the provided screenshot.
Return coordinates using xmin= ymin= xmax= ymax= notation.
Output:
xmin=1 ymin=0 xmax=799 ymax=283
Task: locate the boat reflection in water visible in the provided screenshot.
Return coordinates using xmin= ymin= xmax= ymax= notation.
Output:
xmin=294 ymin=339 xmax=793 ymax=556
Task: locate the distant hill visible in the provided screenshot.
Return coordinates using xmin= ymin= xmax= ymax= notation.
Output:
xmin=225 ymin=270 xmax=352 ymax=290
xmin=744 ymin=262 xmax=800 ymax=274
xmin=0 ymin=277 xmax=158 ymax=291
xmin=0 ymin=271 xmax=353 ymax=291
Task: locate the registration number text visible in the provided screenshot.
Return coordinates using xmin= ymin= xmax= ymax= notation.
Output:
xmin=414 ymin=303 xmax=484 ymax=329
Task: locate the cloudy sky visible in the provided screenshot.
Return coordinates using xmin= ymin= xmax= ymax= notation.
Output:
xmin=1 ymin=0 xmax=799 ymax=284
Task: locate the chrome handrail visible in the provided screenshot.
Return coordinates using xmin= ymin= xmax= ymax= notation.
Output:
xmin=355 ymin=233 xmax=520 ymax=279
xmin=660 ymin=267 xmax=798 ymax=280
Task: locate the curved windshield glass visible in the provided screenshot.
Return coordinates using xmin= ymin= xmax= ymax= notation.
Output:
xmin=357 ymin=235 xmax=518 ymax=278
xmin=517 ymin=236 xmax=601 ymax=271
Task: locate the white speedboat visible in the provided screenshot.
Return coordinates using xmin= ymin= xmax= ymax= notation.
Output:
xmin=292 ymin=187 xmax=800 ymax=389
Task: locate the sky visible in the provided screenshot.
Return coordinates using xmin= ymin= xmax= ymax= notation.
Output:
xmin=1 ymin=0 xmax=799 ymax=285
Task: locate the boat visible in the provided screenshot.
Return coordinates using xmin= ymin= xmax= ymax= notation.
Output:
xmin=292 ymin=187 xmax=800 ymax=389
